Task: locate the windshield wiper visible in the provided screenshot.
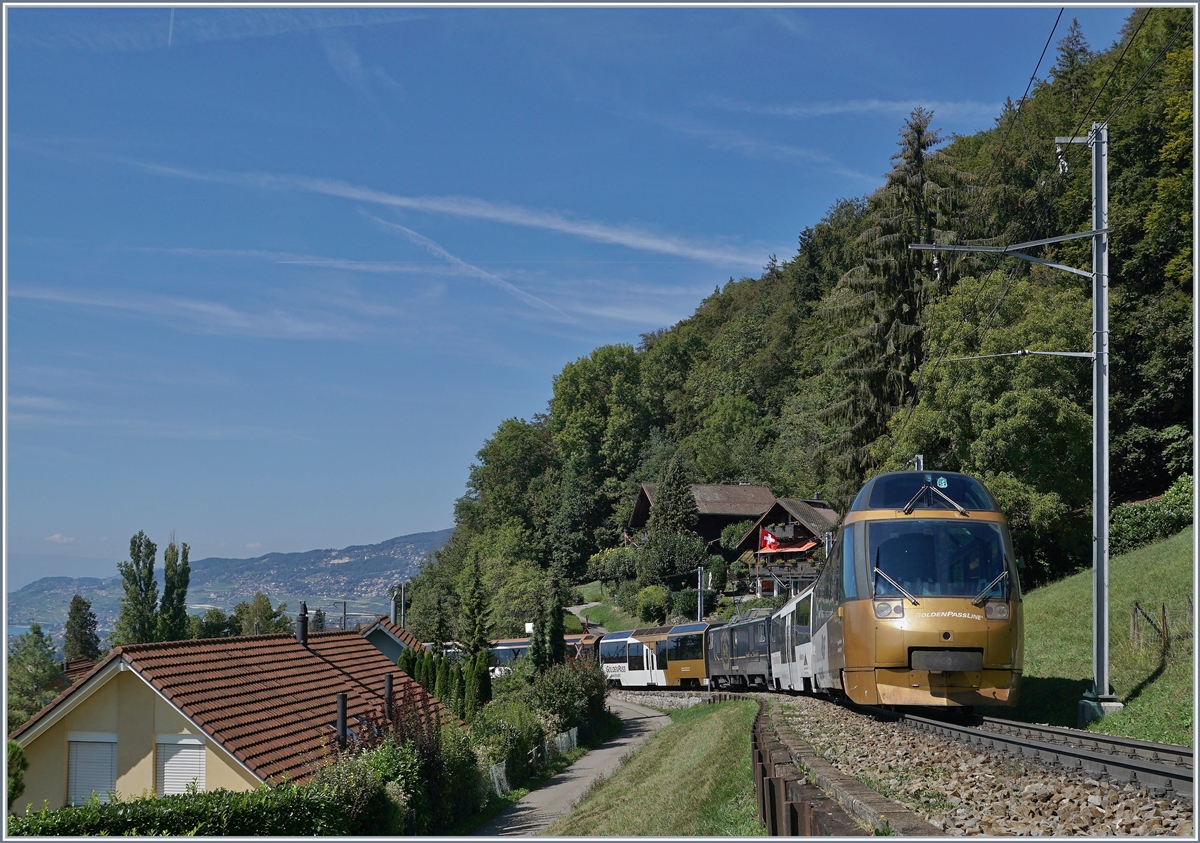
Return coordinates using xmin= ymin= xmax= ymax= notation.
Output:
xmin=874 ymin=567 xmax=920 ymax=606
xmin=970 ymin=569 xmax=1008 ymax=606
xmin=902 ymin=483 xmax=969 ymax=516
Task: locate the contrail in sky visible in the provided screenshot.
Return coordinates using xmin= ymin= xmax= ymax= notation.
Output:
xmin=168 ymin=8 xmax=174 ymax=47
xmin=131 ymin=161 xmax=766 ymax=266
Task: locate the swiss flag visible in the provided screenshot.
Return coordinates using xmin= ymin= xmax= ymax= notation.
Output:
xmin=760 ymin=528 xmax=778 ymax=551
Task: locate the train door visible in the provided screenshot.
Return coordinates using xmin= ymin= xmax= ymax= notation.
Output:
xmin=624 ymin=640 xmax=649 ymax=687
xmin=793 ymin=592 xmax=814 ymax=690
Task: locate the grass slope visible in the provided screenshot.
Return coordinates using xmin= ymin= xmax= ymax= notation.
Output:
xmin=579 ymin=602 xmax=640 ymax=633
xmin=1013 ymin=527 xmax=1194 ymax=746
xmin=543 ymin=701 xmax=764 ymax=836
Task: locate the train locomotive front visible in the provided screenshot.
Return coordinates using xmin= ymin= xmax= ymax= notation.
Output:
xmin=811 ymin=470 xmax=1023 ymax=708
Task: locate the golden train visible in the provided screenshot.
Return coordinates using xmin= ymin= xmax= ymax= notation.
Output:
xmin=598 ymin=470 xmax=1023 ymax=709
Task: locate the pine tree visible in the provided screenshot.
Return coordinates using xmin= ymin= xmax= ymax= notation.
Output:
xmin=7 ymin=624 xmax=63 ymax=730
xmin=311 ymin=608 xmax=326 ymax=633
xmin=647 ymin=453 xmax=698 ymax=537
xmin=821 ymin=107 xmax=966 ymax=497
xmin=155 ymin=537 xmax=191 ymax=642
xmin=462 ymin=659 xmax=479 ymax=720
xmin=111 ymin=531 xmax=159 ymax=646
xmin=63 ymin=595 xmax=101 ymax=662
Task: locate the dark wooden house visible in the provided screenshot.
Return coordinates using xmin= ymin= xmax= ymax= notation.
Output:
xmin=627 ymin=483 xmax=776 ymax=547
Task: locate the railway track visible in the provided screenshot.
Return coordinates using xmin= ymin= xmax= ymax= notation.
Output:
xmin=871 ymin=707 xmax=1194 ymax=801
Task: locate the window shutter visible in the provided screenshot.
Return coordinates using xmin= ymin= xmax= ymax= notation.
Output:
xmin=156 ymin=743 xmax=205 ymax=795
xmin=68 ymin=741 xmax=116 ymax=805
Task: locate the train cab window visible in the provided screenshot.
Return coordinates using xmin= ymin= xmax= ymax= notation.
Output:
xmin=628 ymin=642 xmax=645 ymax=671
xmin=600 ymin=640 xmax=628 ymax=665
xmin=733 ymin=628 xmax=750 ymax=657
xmin=870 ymin=521 xmax=1007 ymax=598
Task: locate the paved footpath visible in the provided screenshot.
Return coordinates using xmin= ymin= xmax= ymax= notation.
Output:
xmin=470 ymin=697 xmax=671 ymax=836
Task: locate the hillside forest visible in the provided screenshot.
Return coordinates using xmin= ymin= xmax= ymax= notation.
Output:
xmin=404 ymin=10 xmax=1193 ymax=645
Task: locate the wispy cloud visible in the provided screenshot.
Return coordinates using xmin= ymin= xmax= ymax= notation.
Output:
xmin=45 ymin=534 xmax=76 ymax=544
xmin=320 ymin=31 xmax=403 ymax=102
xmin=9 ymin=395 xmax=71 ymax=411
xmin=131 ymin=245 xmax=455 ymax=275
xmin=13 ymin=7 xmax=422 ymax=52
xmin=10 ymin=410 xmax=297 ymax=441
xmin=10 ymin=286 xmax=361 ymax=340
xmin=711 ymin=96 xmax=1002 ymax=121
xmin=128 ymin=161 xmax=766 ymax=266
xmin=363 ymin=213 xmax=570 ymax=319
xmin=651 ymin=116 xmax=877 ymax=183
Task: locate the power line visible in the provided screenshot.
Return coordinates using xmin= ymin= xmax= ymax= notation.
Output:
xmin=1062 ymin=9 xmax=1152 ymax=144
xmin=1100 ymin=12 xmax=1193 ymax=129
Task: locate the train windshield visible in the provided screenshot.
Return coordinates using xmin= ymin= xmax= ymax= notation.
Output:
xmin=869 ymin=520 xmax=1008 ymax=599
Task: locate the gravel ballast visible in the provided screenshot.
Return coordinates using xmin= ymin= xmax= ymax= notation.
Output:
xmin=778 ymin=695 xmax=1193 ymax=836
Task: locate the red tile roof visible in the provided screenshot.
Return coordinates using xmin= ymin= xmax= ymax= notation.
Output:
xmin=10 ymin=631 xmax=447 ymax=784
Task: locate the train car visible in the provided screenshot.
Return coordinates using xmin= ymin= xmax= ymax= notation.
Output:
xmin=707 ymin=609 xmax=772 ymax=690
xmin=487 ymin=633 xmax=600 ymax=677
xmin=768 ymin=585 xmax=815 ymax=693
xmin=599 ymin=622 xmax=721 ymax=688
xmin=810 ymin=469 xmax=1023 ymax=708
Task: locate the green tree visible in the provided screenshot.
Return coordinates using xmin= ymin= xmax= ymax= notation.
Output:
xmin=8 ymin=739 xmax=28 ymax=805
xmin=646 ymin=453 xmax=698 ymax=537
xmin=155 ymin=537 xmax=191 ymax=643
xmin=475 ymin=650 xmax=492 ymax=706
xmin=546 ymin=580 xmax=566 ymax=666
xmin=63 ymin=595 xmax=101 ymax=662
xmin=111 ymin=531 xmax=160 ymax=647
xmin=434 ymin=657 xmax=450 ymax=702
xmin=230 ymin=592 xmax=290 ymax=636
xmin=458 ymin=552 xmax=490 ymax=658
xmin=311 ymin=607 xmax=326 ymax=633
xmin=637 ymin=531 xmax=709 ymax=586
xmin=821 ymin=107 xmax=966 ymax=497
xmin=7 ymin=624 xmax=63 ymax=730
xmin=190 ymin=608 xmax=235 ymax=639
xmin=528 ymin=597 xmax=548 ymax=673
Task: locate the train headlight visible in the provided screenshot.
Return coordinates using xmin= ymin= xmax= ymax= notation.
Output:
xmin=874 ymin=601 xmax=903 ymax=619
xmin=984 ymin=602 xmax=1010 ymax=620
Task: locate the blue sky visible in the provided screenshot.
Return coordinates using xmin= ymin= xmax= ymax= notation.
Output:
xmin=5 ymin=4 xmax=1135 ymax=586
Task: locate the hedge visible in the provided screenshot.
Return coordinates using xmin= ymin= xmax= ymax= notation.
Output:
xmin=1110 ymin=474 xmax=1193 ymax=556
xmin=7 ymin=783 xmax=350 ymax=836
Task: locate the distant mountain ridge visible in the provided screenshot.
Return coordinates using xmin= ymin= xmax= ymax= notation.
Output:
xmin=7 ymin=529 xmax=454 ymax=637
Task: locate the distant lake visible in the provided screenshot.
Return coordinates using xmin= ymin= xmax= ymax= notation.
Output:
xmin=8 ymin=626 xmax=30 ymax=639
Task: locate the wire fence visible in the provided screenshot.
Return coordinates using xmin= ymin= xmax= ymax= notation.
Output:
xmin=1129 ymin=596 xmax=1193 ymax=655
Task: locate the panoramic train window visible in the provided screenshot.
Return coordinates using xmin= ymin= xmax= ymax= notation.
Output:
xmin=669 ymin=633 xmax=702 ymax=662
xmin=869 ymin=521 xmax=1007 ymax=598
xmin=600 ymin=640 xmax=627 ymax=664
xmin=628 ymin=642 xmax=645 ymax=671
xmin=656 ymin=639 xmax=668 ymax=667
xmin=864 ymin=473 xmax=997 ymax=511
xmin=795 ymin=597 xmax=811 ymax=628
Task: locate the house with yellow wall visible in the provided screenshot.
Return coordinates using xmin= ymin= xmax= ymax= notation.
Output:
xmin=8 ymin=610 xmax=444 ymax=815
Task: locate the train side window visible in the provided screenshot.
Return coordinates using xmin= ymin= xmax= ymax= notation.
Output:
xmin=842 ymin=528 xmax=857 ymax=599
xmin=656 ymin=639 xmax=668 ymax=667
xmin=796 ymin=596 xmax=811 ymax=628
xmin=628 ymin=642 xmax=645 ymax=671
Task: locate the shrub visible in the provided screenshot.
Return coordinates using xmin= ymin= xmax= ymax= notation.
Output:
xmin=1111 ymin=475 xmax=1194 ymax=556
xmin=530 ymin=659 xmax=606 ymax=734
xmin=669 ymin=588 xmax=718 ymax=621
xmin=469 ymin=696 xmax=545 ymax=787
xmin=636 ymin=585 xmax=669 ymax=624
xmin=614 ymin=579 xmax=640 ymax=616
xmin=7 ymin=784 xmax=351 ymax=836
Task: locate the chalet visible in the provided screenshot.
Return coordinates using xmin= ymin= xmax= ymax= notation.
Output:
xmin=8 ymin=607 xmax=445 ymax=815
xmin=628 ymin=483 xmax=776 ymax=546
xmin=736 ymin=497 xmax=840 ymax=597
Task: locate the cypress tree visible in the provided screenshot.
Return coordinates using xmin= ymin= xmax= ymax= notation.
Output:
xmin=459 ymin=552 xmax=491 ymax=659
xmin=63 ymin=595 xmax=101 ymax=662
xmin=463 ymin=659 xmax=479 ymax=720
xmin=528 ymin=598 xmax=548 ymax=673
xmin=453 ymin=662 xmax=466 ymax=718
xmin=156 ymin=537 xmax=191 ymax=643
xmin=547 ymin=580 xmax=566 ymax=666
xmin=111 ymin=531 xmax=159 ymax=646
xmin=435 ymin=657 xmax=450 ymax=701
xmin=475 ymin=650 xmax=492 ymax=705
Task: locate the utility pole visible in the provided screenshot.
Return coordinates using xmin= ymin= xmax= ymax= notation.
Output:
xmin=400 ymin=580 xmax=407 ymax=628
xmin=910 ymin=122 xmax=1120 ymax=726
xmin=697 ymin=566 xmax=704 ymax=622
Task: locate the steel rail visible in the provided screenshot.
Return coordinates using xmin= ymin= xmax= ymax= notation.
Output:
xmin=978 ymin=716 xmax=1194 ymax=769
xmin=896 ymin=712 xmax=1193 ymax=801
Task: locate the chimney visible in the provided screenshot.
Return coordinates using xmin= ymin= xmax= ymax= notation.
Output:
xmin=389 ymin=593 xmax=398 ymax=626
xmin=296 ymin=602 xmax=309 ymax=647
xmin=336 ymin=692 xmax=347 ymax=749
xmin=383 ymin=673 xmax=393 ymax=721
